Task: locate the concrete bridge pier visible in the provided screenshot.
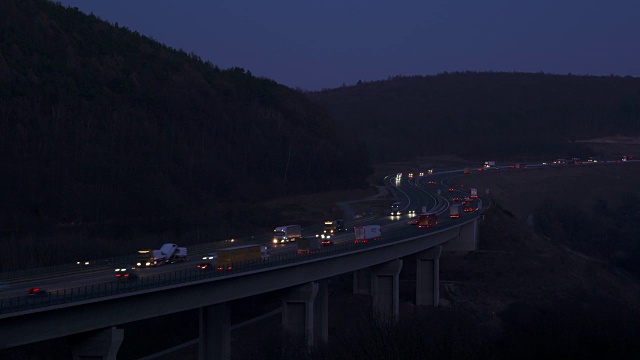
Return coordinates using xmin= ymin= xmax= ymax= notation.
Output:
xmin=416 ymin=245 xmax=441 ymax=307
xmin=314 ymin=280 xmax=329 ymax=344
xmin=70 ymin=326 xmax=123 ymax=360
xmin=199 ymin=303 xmax=230 ymax=360
xmin=443 ymin=218 xmax=478 ymax=251
xmin=353 ymin=268 xmax=372 ymax=295
xmin=282 ymin=282 xmax=320 ymax=348
xmin=371 ymin=259 xmax=403 ymax=321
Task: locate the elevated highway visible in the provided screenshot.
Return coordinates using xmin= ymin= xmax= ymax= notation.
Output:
xmin=0 ymin=170 xmax=484 ymax=359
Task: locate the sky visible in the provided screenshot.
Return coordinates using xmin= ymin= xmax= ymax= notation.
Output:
xmin=57 ymin=0 xmax=640 ymax=90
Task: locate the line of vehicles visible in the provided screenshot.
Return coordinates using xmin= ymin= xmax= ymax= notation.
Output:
xmin=14 ymin=168 xmax=486 ymax=297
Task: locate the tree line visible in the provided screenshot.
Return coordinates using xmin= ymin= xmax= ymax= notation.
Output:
xmin=311 ymin=72 xmax=640 ymax=162
xmin=0 ymin=0 xmax=372 ymax=238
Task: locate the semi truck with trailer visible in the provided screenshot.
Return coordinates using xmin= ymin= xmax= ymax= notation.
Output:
xmin=136 ymin=243 xmax=187 ymax=268
xmin=417 ymin=213 xmax=437 ymax=228
xmin=354 ymin=225 xmax=381 ymax=243
xmin=449 ymin=204 xmax=463 ymax=218
xmin=202 ymin=244 xmax=269 ymax=270
xmin=323 ymin=219 xmax=345 ymax=234
xmin=297 ymin=236 xmax=322 ymax=254
xmin=390 ymin=202 xmax=402 ymax=216
xmin=273 ymin=225 xmax=302 ymax=244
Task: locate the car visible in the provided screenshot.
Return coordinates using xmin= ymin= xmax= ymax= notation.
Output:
xmin=320 ymin=238 xmax=333 ymax=246
xmin=114 ymin=266 xmax=138 ymax=280
xmin=448 ymin=188 xmax=455 ymax=192
xmin=428 ymin=180 xmax=435 ymax=185
xmin=407 ymin=218 xmax=418 ymax=225
xmin=452 ymin=197 xmax=462 ymax=202
xmin=27 ymin=287 xmax=47 ymax=297
xmin=197 ymin=263 xmax=215 ymax=270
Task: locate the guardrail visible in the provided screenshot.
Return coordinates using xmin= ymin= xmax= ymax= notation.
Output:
xmin=0 ymin=213 xmax=481 ymax=315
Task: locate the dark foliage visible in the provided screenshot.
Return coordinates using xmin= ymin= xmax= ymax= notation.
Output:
xmin=0 ymin=0 xmax=372 ymax=237
xmin=311 ymin=73 xmax=640 ymax=162
xmin=533 ymin=193 xmax=640 ymax=278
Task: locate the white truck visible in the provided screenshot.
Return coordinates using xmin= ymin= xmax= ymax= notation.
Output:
xmin=273 ymin=225 xmax=302 ymax=244
xmin=354 ymin=225 xmax=381 ymax=243
xmin=136 ymin=243 xmax=187 ymax=267
xmin=469 ymin=188 xmax=478 ymax=198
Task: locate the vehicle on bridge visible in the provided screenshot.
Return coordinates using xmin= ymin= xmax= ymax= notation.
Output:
xmin=26 ymin=287 xmax=47 ymax=297
xmin=320 ymin=233 xmax=334 ymax=246
xmin=114 ymin=266 xmax=138 ymax=280
xmin=463 ymin=198 xmax=479 ymax=212
xmin=273 ymin=225 xmax=302 ymax=244
xmin=197 ymin=253 xmax=219 ymax=270
xmin=297 ymin=236 xmax=321 ymax=254
xmin=417 ymin=213 xmax=437 ymax=228
xmin=469 ymin=188 xmax=478 ymax=198
xmin=354 ymin=225 xmax=381 ymax=243
xmin=136 ymin=243 xmax=187 ymax=268
xmin=449 ymin=204 xmax=463 ymax=219
xmin=323 ymin=219 xmax=345 ymax=234
xmin=390 ymin=202 xmax=402 ymax=216
xmin=211 ymin=244 xmax=269 ymax=270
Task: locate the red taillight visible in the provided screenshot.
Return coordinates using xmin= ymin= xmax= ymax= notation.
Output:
xmin=217 ymin=267 xmax=223 ymax=271
xmin=227 ymin=266 xmax=232 ymax=270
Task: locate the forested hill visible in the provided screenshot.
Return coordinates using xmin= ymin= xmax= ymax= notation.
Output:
xmin=311 ymin=73 xmax=640 ymax=162
xmin=0 ymin=0 xmax=371 ymax=235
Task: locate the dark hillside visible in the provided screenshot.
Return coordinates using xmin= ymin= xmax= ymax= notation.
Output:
xmin=311 ymin=73 xmax=640 ymax=161
xmin=0 ymin=0 xmax=371 ymax=237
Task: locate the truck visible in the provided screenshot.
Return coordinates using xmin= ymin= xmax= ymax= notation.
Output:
xmin=323 ymin=219 xmax=345 ymax=234
xmin=297 ymin=236 xmax=321 ymax=254
xmin=483 ymin=161 xmax=496 ymax=169
xmin=417 ymin=213 xmax=437 ymax=228
xmin=463 ymin=198 xmax=478 ymax=212
xmin=449 ymin=204 xmax=463 ymax=218
xmin=136 ymin=243 xmax=187 ymax=268
xmin=273 ymin=225 xmax=302 ymax=244
xmin=354 ymin=225 xmax=381 ymax=243
xmin=469 ymin=188 xmax=478 ymax=198
xmin=207 ymin=244 xmax=269 ymax=270
xmin=390 ymin=202 xmax=402 ymax=216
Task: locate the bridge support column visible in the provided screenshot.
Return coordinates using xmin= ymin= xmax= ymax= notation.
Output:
xmin=353 ymin=268 xmax=371 ymax=295
xmin=371 ymin=259 xmax=403 ymax=321
xmin=416 ymin=246 xmax=441 ymax=307
xmin=282 ymin=282 xmax=319 ymax=348
xmin=70 ymin=326 xmax=123 ymax=360
xmin=199 ymin=303 xmax=230 ymax=360
xmin=314 ymin=280 xmax=329 ymax=344
xmin=443 ymin=218 xmax=478 ymax=251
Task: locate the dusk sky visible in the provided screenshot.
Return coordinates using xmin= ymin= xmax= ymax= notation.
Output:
xmin=57 ymin=0 xmax=640 ymax=90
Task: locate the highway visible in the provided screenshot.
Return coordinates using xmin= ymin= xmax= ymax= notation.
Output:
xmin=4 ymin=159 xmax=628 ymax=315
xmin=0 ymin=167 xmax=485 ymax=316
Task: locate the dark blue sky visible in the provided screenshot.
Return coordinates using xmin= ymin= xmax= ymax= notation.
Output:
xmin=58 ymin=0 xmax=639 ymax=90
